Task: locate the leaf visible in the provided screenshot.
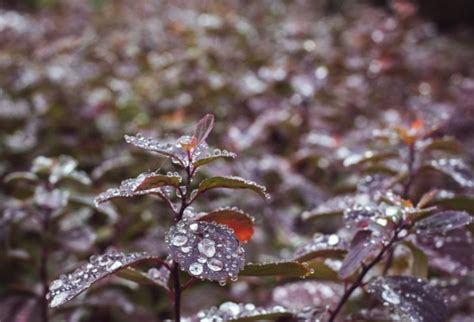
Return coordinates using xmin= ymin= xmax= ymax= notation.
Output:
xmin=192 ymin=152 xmax=237 ymax=168
xmin=195 ymin=302 xmax=295 ymax=322
xmin=272 ymin=281 xmax=342 ymax=311
xmin=426 ymin=158 xmax=474 ymax=188
xmin=94 ymin=172 xmax=175 ymax=205
xmin=133 ymin=172 xmax=181 ymax=191
xmin=196 ymin=207 xmax=255 ymax=243
xmin=338 ymin=230 xmax=381 ymax=279
xmin=416 ymin=190 xmax=438 ymax=209
xmin=415 ymin=228 xmax=473 ymax=275
xmin=404 ymin=242 xmax=428 ymax=278
xmin=293 ymin=233 xmax=347 ymax=262
xmin=421 ymin=136 xmax=462 ymax=153
xmin=428 ymin=193 xmax=474 ymax=213
xmin=343 ymin=150 xmax=397 ymax=167
xmin=239 ymin=261 xmax=311 ymax=278
xmin=368 ymin=276 xmax=448 ymax=322
xmin=116 ymin=267 xmax=170 ymax=291
xmin=302 ymin=193 xmax=370 ymax=222
xmin=3 ymin=171 xmax=38 ymax=184
xmin=193 ymin=114 xmax=215 ymax=145
xmin=47 ymin=251 xmax=160 ymax=308
xmin=166 ymin=220 xmax=245 ymax=282
xmin=197 ymin=176 xmax=269 ymax=200
xmin=306 ymin=261 xmax=340 ymax=281
xmin=124 ymin=134 xmax=179 ymax=160
xmin=415 ymin=211 xmax=472 ymax=235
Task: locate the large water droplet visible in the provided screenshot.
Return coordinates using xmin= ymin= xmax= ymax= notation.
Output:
xmin=189 ymin=262 xmax=203 ymax=276
xmin=198 ymin=238 xmax=216 ymax=257
xmin=207 ymin=258 xmax=224 ymax=271
xmin=172 ymin=234 xmax=188 ymax=247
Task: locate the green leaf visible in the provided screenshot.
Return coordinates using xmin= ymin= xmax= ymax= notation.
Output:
xmin=231 ymin=312 xmax=295 ymax=321
xmin=422 ymin=137 xmax=462 ymax=154
xmin=134 ymin=172 xmax=181 ymax=191
xmin=343 ymin=151 xmax=397 ymax=167
xmin=197 ymin=176 xmax=269 ymax=199
xmin=429 ymin=195 xmax=474 ymax=214
xmin=404 ymin=242 xmax=428 ymax=278
xmin=192 ymin=153 xmax=236 ymax=168
xmin=3 ymin=171 xmax=38 ymax=184
xmin=116 ymin=268 xmax=162 ymax=286
xmin=306 ymin=261 xmax=340 ymax=281
xmin=239 ymin=261 xmax=311 ymax=277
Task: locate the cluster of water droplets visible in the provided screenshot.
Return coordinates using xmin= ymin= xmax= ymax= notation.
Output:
xmin=210 ymin=176 xmax=271 ymax=200
xmin=302 ymin=193 xmax=371 ymax=220
xmin=429 ymin=158 xmax=474 ymax=188
xmin=368 ymin=276 xmax=448 ymax=322
xmin=293 ymin=233 xmax=347 ymax=261
xmin=94 ymin=171 xmax=181 ymax=206
xmin=166 ymin=220 xmax=245 ymax=283
xmin=272 ymin=281 xmax=342 ymax=310
xmin=47 ymin=250 xmax=153 ymax=308
xmin=193 ymin=301 xmax=292 ymax=322
xmin=125 ymin=133 xmax=177 ymax=158
xmin=146 ymin=257 xmax=172 ymax=291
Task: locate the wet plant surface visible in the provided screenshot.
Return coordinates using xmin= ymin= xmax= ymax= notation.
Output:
xmin=1 ymin=1 xmax=474 ymax=321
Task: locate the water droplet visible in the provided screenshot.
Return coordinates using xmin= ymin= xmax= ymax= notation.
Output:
xmin=172 ymin=234 xmax=188 ymax=247
xmin=198 ymin=238 xmax=216 ymax=257
xmin=189 ymin=262 xmax=203 ymax=276
xmin=207 ymin=258 xmax=224 ymax=271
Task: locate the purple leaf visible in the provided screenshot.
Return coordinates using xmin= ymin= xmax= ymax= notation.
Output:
xmin=94 ymin=172 xmax=180 ymax=205
xmin=166 ymin=221 xmax=245 ymax=282
xmin=415 ymin=211 xmax=472 ymax=234
xmin=339 ymin=230 xmax=381 ymax=279
xmin=428 ymin=158 xmax=474 ymax=188
xmin=293 ymin=233 xmax=347 ymax=262
xmin=193 ymin=114 xmax=215 ymax=145
xmin=368 ymin=276 xmax=448 ymax=322
xmin=416 ymin=228 xmax=473 ymax=275
xmin=47 ymin=251 xmax=161 ymax=308
xmin=272 ymin=281 xmax=342 ymax=311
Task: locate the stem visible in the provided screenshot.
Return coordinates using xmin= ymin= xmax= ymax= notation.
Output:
xmin=328 ymin=229 xmax=400 ymax=322
xmin=172 ymin=160 xmax=194 ymax=321
xmin=39 ymin=210 xmax=50 ymax=322
xmin=402 ymin=142 xmax=415 ymax=199
xmin=172 ymin=262 xmax=181 ymax=322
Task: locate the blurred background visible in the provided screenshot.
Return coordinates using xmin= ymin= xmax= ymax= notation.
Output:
xmin=1 ymin=0 xmax=474 ymax=321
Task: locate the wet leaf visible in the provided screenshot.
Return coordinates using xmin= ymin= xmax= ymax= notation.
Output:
xmin=124 ymin=134 xmax=179 ymax=160
xmin=239 ymin=261 xmax=312 ymax=278
xmin=3 ymin=171 xmax=38 ymax=184
xmin=343 ymin=150 xmax=397 ymax=167
xmin=116 ymin=266 xmax=170 ymax=291
xmin=416 ymin=190 xmax=439 ymax=209
xmin=416 ymin=228 xmax=473 ymax=276
xmin=293 ymin=233 xmax=347 ymax=262
xmin=166 ymin=220 xmax=245 ymax=282
xmin=272 ymin=281 xmax=342 ymax=311
xmin=193 ymin=301 xmax=294 ymax=322
xmin=339 ymin=230 xmax=381 ymax=279
xmin=415 ymin=211 xmax=472 ymax=235
xmin=196 ymin=207 xmax=255 ymax=243
xmin=47 ymin=251 xmax=159 ymax=308
xmin=133 ymin=172 xmax=181 ymax=191
xmin=368 ymin=276 xmax=448 ymax=322
xmin=94 ymin=172 xmax=176 ymax=205
xmin=197 ymin=176 xmax=269 ymax=199
xmin=302 ymin=193 xmax=372 ymax=222
xmin=427 ymin=158 xmax=474 ymax=188
xmin=421 ymin=136 xmax=463 ymax=153
xmin=193 ymin=114 xmax=215 ymax=145
xmin=192 ymin=152 xmax=237 ymax=168
xmin=33 ymin=186 xmax=69 ymax=210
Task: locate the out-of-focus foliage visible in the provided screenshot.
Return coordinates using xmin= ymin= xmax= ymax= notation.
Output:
xmin=1 ymin=0 xmax=474 ymax=321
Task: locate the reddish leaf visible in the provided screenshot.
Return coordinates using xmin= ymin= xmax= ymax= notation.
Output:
xmin=193 ymin=114 xmax=215 ymax=145
xmin=196 ymin=207 xmax=255 ymax=243
xmin=339 ymin=230 xmax=381 ymax=279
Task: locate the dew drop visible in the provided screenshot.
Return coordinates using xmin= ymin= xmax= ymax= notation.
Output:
xmin=207 ymin=258 xmax=224 ymax=271
xmin=172 ymin=234 xmax=188 ymax=247
xmin=189 ymin=262 xmax=203 ymax=276
xmin=198 ymin=238 xmax=216 ymax=257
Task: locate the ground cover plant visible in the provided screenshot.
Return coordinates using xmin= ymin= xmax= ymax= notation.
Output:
xmin=1 ymin=0 xmax=474 ymax=321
